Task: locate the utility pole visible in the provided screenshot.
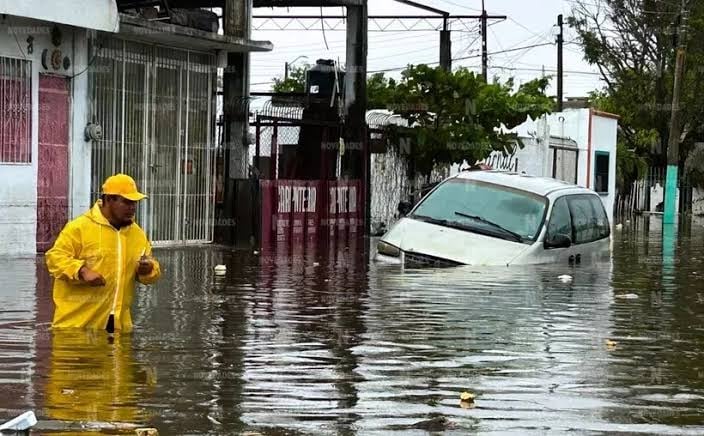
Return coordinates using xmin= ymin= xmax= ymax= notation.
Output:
xmin=219 ymin=0 xmax=250 ymax=245
xmin=284 ymin=62 xmax=289 ymax=80
xmin=557 ymin=14 xmax=564 ymax=112
xmin=664 ymin=0 xmax=688 ymax=225
xmin=481 ymin=0 xmax=488 ymax=80
xmin=440 ymin=14 xmax=451 ymax=71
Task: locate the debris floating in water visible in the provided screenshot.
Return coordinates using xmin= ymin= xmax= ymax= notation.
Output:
xmin=0 ymin=411 xmax=37 ymax=431
xmin=615 ymin=223 xmax=623 ymax=230
xmin=460 ymin=391 xmax=475 ymax=402
xmin=135 ymin=428 xmax=159 ymax=436
xmin=313 ymin=262 xmax=320 ymax=267
xmin=61 ymin=388 xmax=75 ymax=395
xmin=214 ymin=265 xmax=227 ymax=276
xmin=615 ymin=293 xmax=639 ymax=300
xmin=605 ymin=339 xmax=618 ymax=350
xmin=558 ymin=275 xmax=573 ymax=283
xmin=253 ymin=250 xmax=260 ymax=255
xmin=459 ymin=391 xmax=476 ymax=408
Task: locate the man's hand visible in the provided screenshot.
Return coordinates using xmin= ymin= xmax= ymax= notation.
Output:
xmin=137 ymin=256 xmax=154 ymax=276
xmin=79 ymin=266 xmax=106 ymax=287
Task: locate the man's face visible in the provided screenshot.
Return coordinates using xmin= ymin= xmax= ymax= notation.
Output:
xmin=107 ymin=196 xmax=138 ymax=225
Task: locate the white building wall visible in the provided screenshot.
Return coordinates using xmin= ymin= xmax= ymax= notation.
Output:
xmin=590 ymin=114 xmax=618 ymax=223
xmin=0 ymin=0 xmax=119 ymax=33
xmin=0 ymin=17 xmax=87 ymax=255
xmin=543 ymin=109 xmax=590 ymax=187
xmin=464 ymin=108 xmax=619 ymax=224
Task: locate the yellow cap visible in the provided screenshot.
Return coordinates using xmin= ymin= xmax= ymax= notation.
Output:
xmin=101 ymin=174 xmax=147 ymax=201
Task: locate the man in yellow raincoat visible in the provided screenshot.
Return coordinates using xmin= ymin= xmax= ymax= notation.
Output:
xmin=46 ymin=174 xmax=161 ymax=332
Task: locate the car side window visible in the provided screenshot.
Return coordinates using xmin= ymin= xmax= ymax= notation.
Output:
xmin=546 ymin=197 xmax=572 ymax=240
xmin=567 ymin=195 xmax=610 ymax=244
xmin=589 ymin=196 xmax=611 ymax=240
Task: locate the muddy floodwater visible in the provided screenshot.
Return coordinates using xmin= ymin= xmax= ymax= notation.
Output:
xmin=3 ymin=216 xmax=704 ymax=435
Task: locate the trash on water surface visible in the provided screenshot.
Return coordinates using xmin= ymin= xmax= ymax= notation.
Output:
xmin=214 ymin=265 xmax=227 ymax=276
xmin=0 ymin=411 xmax=37 ymax=431
xmin=460 ymin=391 xmax=475 ymax=402
xmin=615 ymin=293 xmax=639 ymax=300
xmin=313 ymin=262 xmax=320 ymax=267
xmin=459 ymin=391 xmax=476 ymax=408
xmin=135 ymin=428 xmax=159 ymax=436
xmin=605 ymin=339 xmax=618 ymax=350
xmin=558 ymin=275 xmax=573 ymax=283
xmin=61 ymin=388 xmax=75 ymax=395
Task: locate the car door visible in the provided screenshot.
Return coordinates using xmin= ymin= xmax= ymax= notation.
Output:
xmin=566 ymin=194 xmax=611 ymax=263
xmin=543 ymin=196 xmax=579 ymax=265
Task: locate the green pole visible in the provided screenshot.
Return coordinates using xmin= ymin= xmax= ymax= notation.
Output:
xmin=663 ymin=166 xmax=678 ymax=224
xmin=664 ymin=1 xmax=687 ymax=224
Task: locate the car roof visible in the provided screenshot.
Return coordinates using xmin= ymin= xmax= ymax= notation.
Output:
xmin=452 ymin=170 xmax=591 ymax=196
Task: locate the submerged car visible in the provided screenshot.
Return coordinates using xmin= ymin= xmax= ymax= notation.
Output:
xmin=375 ymin=170 xmax=611 ymax=267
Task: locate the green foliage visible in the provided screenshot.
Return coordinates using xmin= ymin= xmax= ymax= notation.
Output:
xmin=570 ymin=0 xmax=704 ymax=186
xmin=269 ymin=64 xmax=554 ymax=177
xmin=385 ymin=65 xmax=554 ymax=176
xmin=366 ymin=73 xmax=397 ymax=109
xmin=271 ymin=64 xmax=309 ymax=93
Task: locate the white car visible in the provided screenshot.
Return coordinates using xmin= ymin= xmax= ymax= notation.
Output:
xmin=375 ymin=170 xmax=612 ymax=267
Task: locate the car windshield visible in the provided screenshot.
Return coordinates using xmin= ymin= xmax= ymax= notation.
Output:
xmin=410 ymin=178 xmax=548 ymax=243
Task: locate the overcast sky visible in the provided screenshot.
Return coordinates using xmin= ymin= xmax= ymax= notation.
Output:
xmin=248 ymin=0 xmax=603 ymax=106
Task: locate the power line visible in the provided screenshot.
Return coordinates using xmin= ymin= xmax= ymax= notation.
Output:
xmin=490 ymin=65 xmax=601 ymax=76
xmin=563 ymin=0 xmax=680 ymax=15
xmin=507 ymin=17 xmax=555 ymax=44
xmin=430 ymin=0 xmax=482 ymax=13
xmin=367 ymin=41 xmax=554 ymax=73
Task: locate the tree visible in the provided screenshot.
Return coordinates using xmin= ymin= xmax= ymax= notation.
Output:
xmin=269 ymin=64 xmax=553 ymax=177
xmin=569 ymin=0 xmax=704 ymax=186
xmin=366 ymin=73 xmax=397 ymax=109
xmin=385 ymin=65 xmax=554 ymax=176
xmin=271 ymin=63 xmax=309 ymax=93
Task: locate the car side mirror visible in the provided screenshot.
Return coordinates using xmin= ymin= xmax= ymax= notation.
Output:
xmin=398 ymin=200 xmax=413 ymax=217
xmin=544 ymin=233 xmax=572 ymax=249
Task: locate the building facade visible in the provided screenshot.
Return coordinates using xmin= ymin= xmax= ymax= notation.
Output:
xmin=0 ymin=1 xmax=272 ymax=256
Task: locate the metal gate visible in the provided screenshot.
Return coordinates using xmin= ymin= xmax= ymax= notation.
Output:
xmin=88 ymin=37 xmax=215 ymax=244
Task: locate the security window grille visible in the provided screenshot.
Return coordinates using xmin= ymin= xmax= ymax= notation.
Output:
xmin=594 ymin=152 xmax=609 ymax=194
xmin=0 ymin=57 xmax=31 ymax=163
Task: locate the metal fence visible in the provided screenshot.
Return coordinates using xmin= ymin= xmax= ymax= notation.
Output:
xmin=88 ymin=37 xmax=216 ymax=244
xmin=615 ymin=167 xmax=693 ymax=219
xmin=0 ymin=56 xmax=31 ymax=163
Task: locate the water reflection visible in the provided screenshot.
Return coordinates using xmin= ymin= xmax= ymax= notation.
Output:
xmin=3 ymin=220 xmax=704 ymax=434
xmin=44 ymin=330 xmax=150 ymax=425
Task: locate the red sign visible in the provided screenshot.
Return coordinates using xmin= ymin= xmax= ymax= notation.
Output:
xmin=260 ymin=179 xmax=363 ymax=246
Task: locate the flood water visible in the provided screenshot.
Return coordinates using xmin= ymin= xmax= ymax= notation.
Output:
xmin=3 ymin=216 xmax=704 ymax=435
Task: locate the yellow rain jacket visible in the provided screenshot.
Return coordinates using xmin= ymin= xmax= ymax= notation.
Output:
xmin=46 ymin=200 xmax=161 ymax=332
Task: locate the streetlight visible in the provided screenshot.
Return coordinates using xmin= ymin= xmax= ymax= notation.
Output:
xmin=285 ymin=55 xmax=308 ymax=80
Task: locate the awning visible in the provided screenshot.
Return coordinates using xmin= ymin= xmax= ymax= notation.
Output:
xmin=119 ymin=14 xmax=273 ymax=53
xmin=0 ymin=0 xmax=120 ymax=32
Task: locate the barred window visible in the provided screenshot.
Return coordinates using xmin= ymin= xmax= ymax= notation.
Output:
xmin=0 ymin=57 xmax=31 ymax=163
